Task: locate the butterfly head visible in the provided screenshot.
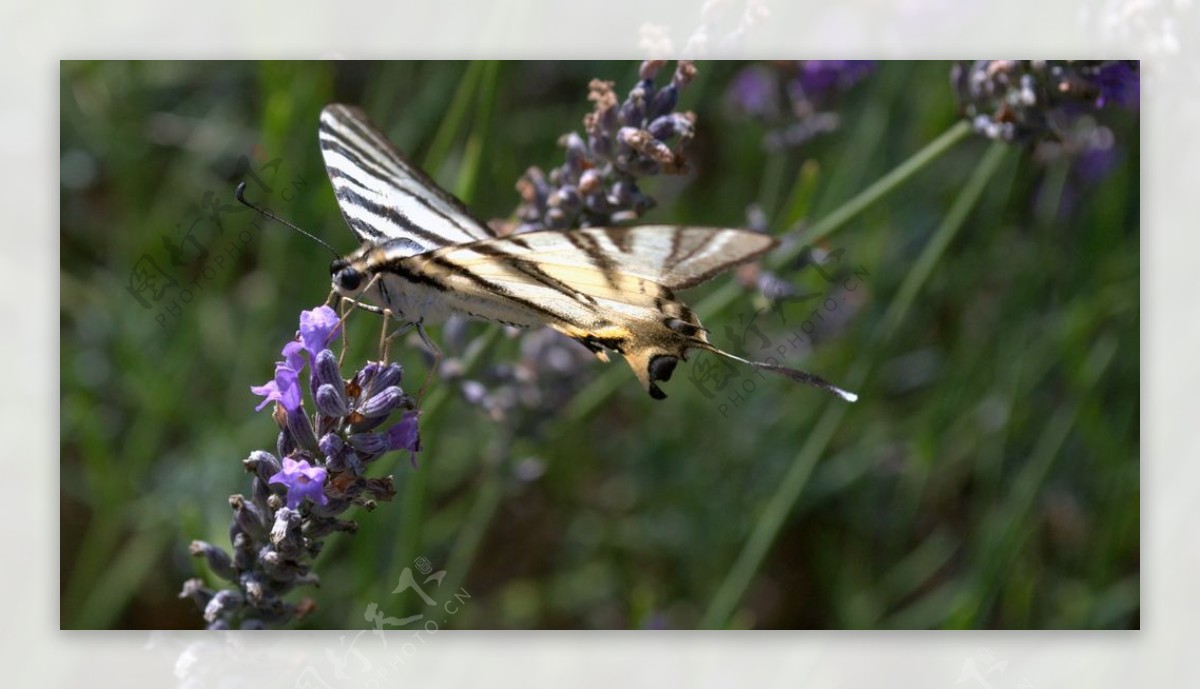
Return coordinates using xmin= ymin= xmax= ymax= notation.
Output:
xmin=330 ymin=256 xmax=365 ymax=294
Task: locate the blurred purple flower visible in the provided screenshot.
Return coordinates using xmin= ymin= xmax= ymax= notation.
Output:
xmin=1092 ymin=61 xmax=1140 ymax=109
xmin=727 ymin=61 xmax=874 ymax=151
xmin=1074 ymin=139 xmax=1118 ymax=185
xmin=728 ymin=65 xmax=778 ymax=117
xmin=953 ymin=60 xmax=1140 ymax=142
xmin=796 ymin=60 xmax=875 ymax=94
xmin=269 ymin=457 xmax=329 ymax=509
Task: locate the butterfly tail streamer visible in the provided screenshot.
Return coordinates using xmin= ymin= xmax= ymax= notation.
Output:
xmin=608 ymin=330 xmax=857 ymax=403
xmin=709 ymin=347 xmax=859 ymax=403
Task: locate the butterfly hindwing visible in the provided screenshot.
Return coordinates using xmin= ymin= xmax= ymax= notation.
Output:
xmin=433 ymin=226 xmax=777 ymax=290
xmin=390 ymin=226 xmax=777 ymax=398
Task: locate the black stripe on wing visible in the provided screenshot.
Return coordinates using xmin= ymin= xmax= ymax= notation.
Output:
xmin=318 ymin=104 xmax=495 ymax=253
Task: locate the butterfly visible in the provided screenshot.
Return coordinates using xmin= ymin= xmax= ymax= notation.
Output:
xmin=317 ymin=103 xmax=856 ymax=403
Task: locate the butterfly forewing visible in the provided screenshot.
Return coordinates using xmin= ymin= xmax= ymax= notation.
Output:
xmin=318 ymin=104 xmax=495 ymax=256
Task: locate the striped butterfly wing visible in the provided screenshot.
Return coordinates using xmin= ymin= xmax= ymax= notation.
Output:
xmin=463 ymin=225 xmax=778 ymax=290
xmin=318 ymin=104 xmax=496 ymax=256
xmin=397 ymin=226 xmax=777 ymax=398
xmin=317 ymin=105 xmax=857 ymax=402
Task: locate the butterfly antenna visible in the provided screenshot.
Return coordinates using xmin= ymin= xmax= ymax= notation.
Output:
xmin=235 ymin=181 xmax=340 ymax=258
xmin=712 ymin=347 xmax=858 ymax=403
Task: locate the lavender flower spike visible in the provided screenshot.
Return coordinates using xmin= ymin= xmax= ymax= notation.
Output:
xmin=185 ymin=303 xmax=422 ymax=629
xmin=951 ymin=60 xmax=1140 ymax=142
xmin=512 ymin=60 xmax=698 ymax=233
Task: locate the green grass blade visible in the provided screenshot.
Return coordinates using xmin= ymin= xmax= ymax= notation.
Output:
xmin=701 ymin=139 xmax=1009 ymax=629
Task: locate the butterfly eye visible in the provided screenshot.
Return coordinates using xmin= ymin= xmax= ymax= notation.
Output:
xmin=330 ymin=261 xmax=363 ymax=292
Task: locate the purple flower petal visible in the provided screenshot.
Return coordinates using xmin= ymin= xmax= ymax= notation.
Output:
xmin=251 ymin=364 xmax=302 ymax=413
xmin=268 ymin=456 xmax=329 ymax=510
xmin=299 ymin=306 xmax=342 ymax=359
xmin=385 ymin=411 xmax=422 ymax=467
xmin=281 ymin=341 xmax=306 ymax=372
xmin=250 ymin=380 xmax=280 ymax=412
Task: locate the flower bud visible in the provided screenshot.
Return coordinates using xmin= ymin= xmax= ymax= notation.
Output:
xmin=359 ymin=385 xmax=404 ymax=418
xmin=190 ymin=540 xmax=237 ymax=582
xmin=315 ymin=383 xmax=350 ymax=417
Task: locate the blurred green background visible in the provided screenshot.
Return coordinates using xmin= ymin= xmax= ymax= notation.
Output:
xmin=60 ymin=61 xmax=1138 ymax=629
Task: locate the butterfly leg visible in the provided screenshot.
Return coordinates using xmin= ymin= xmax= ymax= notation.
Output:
xmin=414 ymin=321 xmax=442 ymax=403
xmin=380 ymin=319 xmax=414 ymax=362
xmin=329 ymin=275 xmax=386 ymax=366
xmin=336 ymin=292 xmax=365 ymax=368
xmin=336 ymin=294 xmax=354 ymax=364
xmin=378 ymin=307 xmax=393 ymax=357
